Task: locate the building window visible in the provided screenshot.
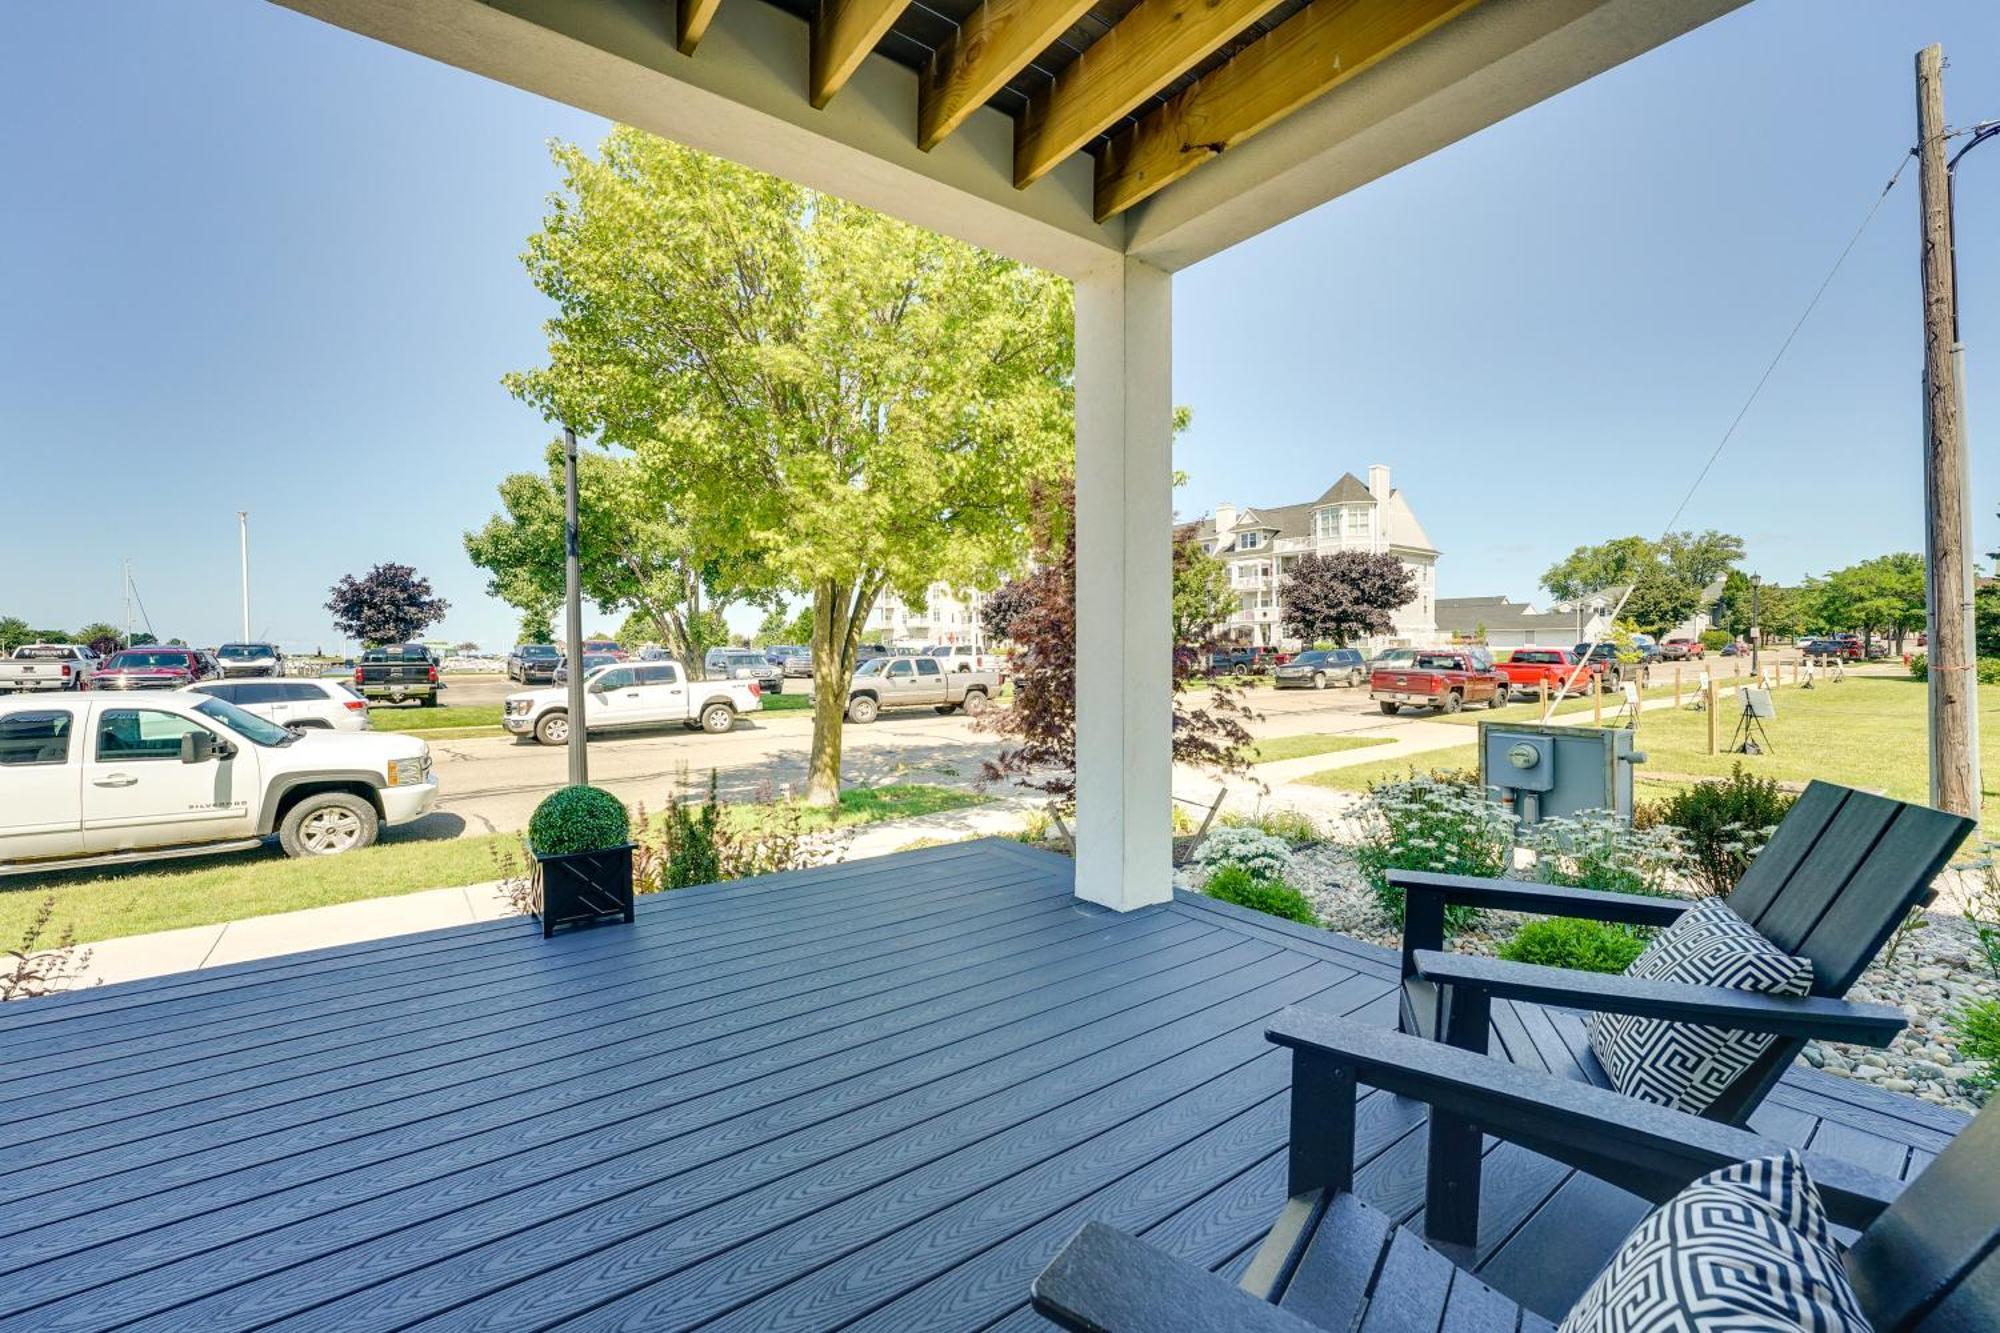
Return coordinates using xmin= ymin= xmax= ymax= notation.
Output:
xmin=1343 ymin=506 xmax=1368 ymax=538
xmin=1238 ymin=531 xmax=1261 ymax=550
xmin=1313 ymin=508 xmax=1336 ymax=540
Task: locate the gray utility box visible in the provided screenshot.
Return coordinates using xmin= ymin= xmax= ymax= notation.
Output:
xmin=1478 ymin=721 xmax=1646 ymax=825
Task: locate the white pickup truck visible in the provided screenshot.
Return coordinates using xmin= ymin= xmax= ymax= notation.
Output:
xmin=0 ymin=644 xmax=99 ymax=694
xmin=502 ymin=659 xmax=762 ymax=746
xmin=0 ymin=691 xmax=438 ymax=871
xmin=845 ymin=656 xmax=1000 ymax=722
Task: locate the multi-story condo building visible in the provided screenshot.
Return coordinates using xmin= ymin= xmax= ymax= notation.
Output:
xmin=866 ymin=583 xmax=989 ymax=648
xmin=1190 ymin=465 xmax=1439 ymax=650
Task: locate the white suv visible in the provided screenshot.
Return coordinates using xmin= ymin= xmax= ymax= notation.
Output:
xmin=195 ymin=678 xmax=373 ymax=732
xmin=0 ymin=691 xmax=437 ymax=869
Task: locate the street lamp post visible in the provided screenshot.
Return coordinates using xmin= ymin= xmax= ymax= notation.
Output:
xmin=236 ymin=511 xmax=251 ymax=643
xmin=1749 ymin=575 xmax=1761 ymax=677
xmin=562 ymin=427 xmax=588 ymax=787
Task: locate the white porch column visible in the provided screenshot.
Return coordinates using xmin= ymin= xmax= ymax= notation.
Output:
xmin=1072 ymin=257 xmax=1174 ymax=910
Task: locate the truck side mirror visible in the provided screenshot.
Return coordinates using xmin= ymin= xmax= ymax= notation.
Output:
xmin=179 ymin=731 xmax=217 ymax=764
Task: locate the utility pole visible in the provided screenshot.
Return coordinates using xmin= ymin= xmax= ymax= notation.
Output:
xmin=563 ymin=426 xmax=589 ymax=786
xmin=1749 ymin=575 xmax=1761 ymax=678
xmin=122 ymin=558 xmax=133 ymax=649
xmin=1916 ymin=44 xmax=1980 ymax=817
xmin=236 ymin=511 xmax=252 ymax=643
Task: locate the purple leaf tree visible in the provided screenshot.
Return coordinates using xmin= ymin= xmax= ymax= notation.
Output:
xmin=1279 ymin=550 xmax=1415 ymax=647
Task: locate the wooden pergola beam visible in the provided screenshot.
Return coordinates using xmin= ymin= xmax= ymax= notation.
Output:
xmin=811 ymin=0 xmax=913 ymax=108
xmin=1094 ymin=0 xmax=1483 ymax=220
xmin=677 ymin=0 xmax=723 ymax=54
xmin=918 ymin=0 xmax=1098 ymax=153
xmin=1013 ymin=0 xmax=1288 ymax=190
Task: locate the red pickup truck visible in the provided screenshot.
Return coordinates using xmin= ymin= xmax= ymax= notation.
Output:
xmin=1371 ymin=649 xmax=1508 ymax=715
xmin=1494 ymin=647 xmax=1602 ymax=701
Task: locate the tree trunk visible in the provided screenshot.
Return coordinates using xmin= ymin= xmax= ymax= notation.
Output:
xmin=804 ymin=576 xmax=881 ymax=806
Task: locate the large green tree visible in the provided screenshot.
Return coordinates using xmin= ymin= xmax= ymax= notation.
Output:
xmin=465 ymin=443 xmax=740 ymax=667
xmin=1621 ymin=569 xmax=1701 ymax=637
xmin=1801 ymin=553 xmax=1926 ymax=651
xmin=1171 ymin=536 xmax=1238 ymax=646
xmin=1540 ymin=536 xmax=1660 ymax=603
xmin=1657 ymin=529 xmax=1745 ymax=589
xmin=507 ymin=128 xmax=1073 ymax=804
xmin=0 ymin=618 xmax=33 ymax=653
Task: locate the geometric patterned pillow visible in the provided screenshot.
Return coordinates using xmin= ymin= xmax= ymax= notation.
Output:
xmin=1558 ymin=1153 xmax=1872 ymax=1332
xmin=1587 ymin=898 xmax=1814 ymax=1115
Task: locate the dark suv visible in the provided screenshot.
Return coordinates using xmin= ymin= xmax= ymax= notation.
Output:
xmin=507 ymin=643 xmax=562 ymax=684
xmin=1273 ymin=648 xmax=1366 ymax=689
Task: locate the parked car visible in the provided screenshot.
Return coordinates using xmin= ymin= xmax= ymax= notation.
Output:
xmin=1199 ymin=647 xmax=1257 ymax=677
xmin=1368 ymin=647 xmax=1420 ymax=672
xmin=1572 ymin=642 xmax=1631 ymax=684
xmin=764 ymin=643 xmax=806 ymax=667
xmin=926 ymin=644 xmax=997 ymax=673
xmin=0 ymin=691 xmax=435 ymax=869
xmin=1249 ymin=646 xmax=1294 ymax=670
xmin=704 ymin=647 xmax=784 ymax=692
xmin=502 ymin=660 xmax=762 ymax=745
xmin=1273 ymin=648 xmax=1366 ymax=690
xmin=1370 ymin=648 xmax=1507 ymax=715
xmin=215 ymin=642 xmax=286 ymax=678
xmin=856 ymin=642 xmax=891 ymax=662
xmin=779 ymin=647 xmax=815 ymax=678
xmin=194 ymin=678 xmax=372 ymax=732
xmin=354 ymin=644 xmax=443 ymax=705
xmin=1801 ymin=636 xmax=1864 ymax=661
xmin=507 ymin=643 xmax=562 ymax=683
xmin=89 ymin=647 xmax=216 ymax=691
xmin=1495 ymin=647 xmax=1600 ymax=700
xmin=581 ymin=639 xmax=628 ymax=661
xmin=1659 ymin=638 xmax=1704 ymax=661
xmin=553 ymin=652 xmax=623 ymax=686
xmin=0 ymin=644 xmax=99 ymax=693
xmin=844 ymin=656 xmax=999 ymax=722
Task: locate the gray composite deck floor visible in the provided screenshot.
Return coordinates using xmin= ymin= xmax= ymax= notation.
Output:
xmin=0 ymin=838 xmax=1966 ymax=1331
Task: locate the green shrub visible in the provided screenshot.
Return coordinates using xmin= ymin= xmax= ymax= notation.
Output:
xmin=1651 ymin=765 xmax=1794 ymax=897
xmin=1204 ymin=865 xmax=1318 ymax=925
xmin=1191 ymin=825 xmax=1293 ymax=883
xmin=1908 ymin=653 xmax=1927 ymax=681
xmin=1353 ymin=773 xmax=1510 ymax=930
xmin=1699 ymin=629 xmax=1730 ymax=651
xmin=1498 ymin=918 xmax=1648 ymax=974
xmin=1950 ymin=999 xmax=2000 ymax=1104
xmin=1519 ymin=810 xmax=1685 ymax=898
xmin=1221 ymin=808 xmax=1321 ymax=847
xmin=527 ymin=785 xmax=630 ymax=857
xmin=1907 ymin=655 xmax=2000 ymax=684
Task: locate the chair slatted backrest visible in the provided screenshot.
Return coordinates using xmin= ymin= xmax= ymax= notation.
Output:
xmin=1846 ymin=1102 xmax=2000 ymax=1332
xmin=1725 ymin=782 xmax=1973 ymax=996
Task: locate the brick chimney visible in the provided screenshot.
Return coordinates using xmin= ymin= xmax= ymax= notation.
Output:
xmin=1367 ymin=465 xmax=1390 ymax=502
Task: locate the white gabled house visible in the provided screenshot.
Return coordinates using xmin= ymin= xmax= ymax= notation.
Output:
xmin=1192 ymin=465 xmax=1438 ymax=650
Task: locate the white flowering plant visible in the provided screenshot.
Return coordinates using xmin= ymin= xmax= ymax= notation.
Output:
xmin=1352 ymin=772 xmax=1514 ymax=929
xmin=1518 ymin=810 xmax=1686 ymax=899
xmin=1191 ymin=825 xmax=1294 ymax=884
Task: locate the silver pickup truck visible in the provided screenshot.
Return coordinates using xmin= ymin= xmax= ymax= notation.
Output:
xmin=844 ymin=656 xmax=1000 ymax=723
xmin=0 ymin=644 xmax=99 ymax=693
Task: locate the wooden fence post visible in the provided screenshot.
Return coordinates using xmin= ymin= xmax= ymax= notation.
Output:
xmin=1706 ymin=676 xmax=1719 ymax=755
xmin=1593 ymin=673 xmax=1603 ymax=726
xmin=1673 ymin=666 xmax=1682 ymax=709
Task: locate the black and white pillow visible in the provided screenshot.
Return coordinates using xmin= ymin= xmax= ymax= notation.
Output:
xmin=1559 ymin=1153 xmax=1871 ymax=1332
xmin=1588 ymin=898 xmax=1813 ymax=1115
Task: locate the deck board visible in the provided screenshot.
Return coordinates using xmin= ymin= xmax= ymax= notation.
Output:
xmin=0 ymin=839 xmax=1965 ymax=1331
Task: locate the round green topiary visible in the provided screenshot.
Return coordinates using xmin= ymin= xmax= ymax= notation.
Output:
xmin=528 ymin=785 xmax=631 ymax=857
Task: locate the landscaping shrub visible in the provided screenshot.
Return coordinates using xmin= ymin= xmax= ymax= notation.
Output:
xmin=1909 ymin=653 xmax=2000 ymax=684
xmin=1650 ymin=765 xmax=1793 ymax=897
xmin=1191 ymin=825 xmax=1293 ymax=883
xmin=1908 ymin=653 xmax=1926 ymax=681
xmin=1203 ymin=864 xmax=1318 ymax=926
xmin=1949 ymin=999 xmax=2000 ymax=1104
xmin=1221 ymin=808 xmax=1321 ymax=847
xmin=527 ymin=785 xmax=631 ymax=857
xmin=2 ymin=895 xmax=92 ymax=1003
xmin=1699 ymin=629 xmax=1730 ymax=652
xmin=1519 ymin=810 xmax=1685 ymax=898
xmin=1498 ymin=918 xmax=1647 ymax=974
xmin=635 ymin=771 xmax=826 ymax=892
xmin=1353 ymin=773 xmax=1512 ymax=929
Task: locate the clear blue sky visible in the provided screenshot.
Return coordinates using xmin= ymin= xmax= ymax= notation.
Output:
xmin=3 ymin=1 xmax=1997 ymax=651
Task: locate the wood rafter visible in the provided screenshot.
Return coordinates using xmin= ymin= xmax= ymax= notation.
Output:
xmin=1013 ymin=0 xmax=1288 ymax=190
xmin=677 ymin=0 xmax=723 ymax=55
xmin=810 ymin=0 xmax=913 ymax=108
xmin=918 ymin=0 xmax=1098 ymax=153
xmin=1094 ymin=0 xmax=1484 ymax=220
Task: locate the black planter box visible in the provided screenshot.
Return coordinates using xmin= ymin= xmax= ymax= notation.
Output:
xmin=530 ymin=843 xmax=636 ymax=938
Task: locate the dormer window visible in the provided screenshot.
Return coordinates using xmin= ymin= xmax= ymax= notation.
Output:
xmin=1238 ymin=531 xmax=1262 ymax=550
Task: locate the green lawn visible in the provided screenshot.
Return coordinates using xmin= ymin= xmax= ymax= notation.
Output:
xmin=1302 ymin=676 xmax=2000 ymax=831
xmin=3 ymin=782 xmax=991 ymax=947
xmin=367 ymin=704 xmax=504 ymax=733
xmin=1242 ymin=733 xmax=1394 ymax=764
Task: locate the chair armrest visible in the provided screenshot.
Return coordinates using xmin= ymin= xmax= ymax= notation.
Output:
xmin=1033 ymin=1222 xmax=1323 ymax=1333
xmin=1265 ymin=1007 xmax=1902 ymax=1228
xmin=1412 ymin=951 xmax=1908 ymax=1046
xmin=1390 ymin=869 xmax=1692 ymax=927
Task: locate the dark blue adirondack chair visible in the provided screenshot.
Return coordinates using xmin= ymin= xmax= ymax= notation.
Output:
xmin=1032 ymin=1013 xmax=1999 ymax=1333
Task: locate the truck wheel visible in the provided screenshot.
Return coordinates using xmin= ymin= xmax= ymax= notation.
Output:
xmin=534 ymin=712 xmax=570 ymax=746
xmin=1349 ymin=669 xmax=1365 ymax=687
xmin=1441 ymin=691 xmax=1462 ymax=714
xmin=1311 ymin=672 xmax=1326 ymax=690
xmin=1378 ymin=701 xmax=1399 ymax=716
xmin=700 ymin=702 xmax=735 ymax=734
xmin=962 ymin=690 xmax=991 ymax=717
xmin=934 ymin=704 xmax=960 ymax=715
xmin=846 ymin=695 xmax=879 ymax=724
xmin=421 ymin=694 xmax=439 ymax=708
xmin=279 ymin=792 xmax=378 ymax=858
xmin=1488 ymin=689 xmax=1507 ymax=710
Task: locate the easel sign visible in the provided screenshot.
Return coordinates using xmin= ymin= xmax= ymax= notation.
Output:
xmin=1732 ymin=686 xmax=1777 ymax=755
